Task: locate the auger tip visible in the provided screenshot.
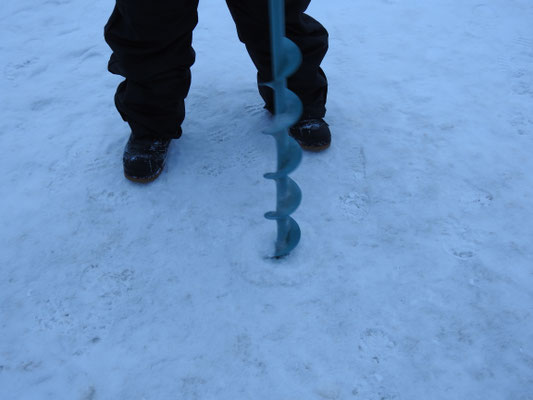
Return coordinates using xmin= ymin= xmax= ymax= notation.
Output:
xmin=272 ymin=253 xmax=289 ymax=260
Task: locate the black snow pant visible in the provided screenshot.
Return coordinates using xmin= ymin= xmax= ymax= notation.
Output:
xmin=104 ymin=0 xmax=328 ymax=139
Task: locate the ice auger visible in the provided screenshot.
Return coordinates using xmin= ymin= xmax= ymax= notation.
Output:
xmin=263 ymin=0 xmax=304 ymax=258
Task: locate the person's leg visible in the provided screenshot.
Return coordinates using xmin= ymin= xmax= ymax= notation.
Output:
xmin=104 ymin=0 xmax=199 ymax=139
xmin=225 ymin=0 xmax=328 ymax=120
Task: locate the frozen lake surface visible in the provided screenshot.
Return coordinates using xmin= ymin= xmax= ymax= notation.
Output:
xmin=1 ymin=0 xmax=532 ymax=399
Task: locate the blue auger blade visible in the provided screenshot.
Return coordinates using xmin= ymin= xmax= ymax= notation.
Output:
xmin=265 ymin=0 xmax=304 ymax=258
xmin=276 ymin=38 xmax=302 ymax=78
xmin=264 ymin=177 xmax=302 ymax=220
xmin=263 ymin=139 xmax=302 ymax=179
xmin=266 ymin=89 xmax=303 ymax=134
xmin=273 ymin=217 xmax=301 ymax=258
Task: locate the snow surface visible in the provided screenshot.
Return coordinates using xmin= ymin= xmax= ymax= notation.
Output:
xmin=1 ymin=0 xmax=533 ymax=399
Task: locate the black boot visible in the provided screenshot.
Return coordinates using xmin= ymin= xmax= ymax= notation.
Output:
xmin=289 ymin=118 xmax=331 ymax=152
xmin=123 ymin=134 xmax=172 ymax=183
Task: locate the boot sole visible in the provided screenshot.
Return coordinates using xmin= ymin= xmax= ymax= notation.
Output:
xmin=300 ymin=142 xmax=331 ymax=152
xmin=124 ymin=167 xmax=163 ymax=184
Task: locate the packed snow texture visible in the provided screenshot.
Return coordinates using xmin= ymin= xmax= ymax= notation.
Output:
xmin=1 ymin=0 xmax=533 ymax=399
